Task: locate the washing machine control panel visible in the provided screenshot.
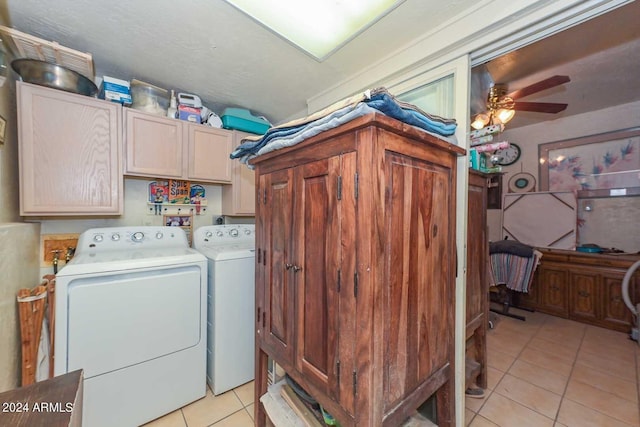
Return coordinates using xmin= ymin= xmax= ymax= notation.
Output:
xmin=77 ymin=226 xmax=189 ymax=252
xmin=194 ymin=225 xmax=255 ymax=247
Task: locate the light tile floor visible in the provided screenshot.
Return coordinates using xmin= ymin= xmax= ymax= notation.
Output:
xmin=146 ymin=310 xmax=639 ymax=426
xmin=467 ymin=309 xmax=640 ymax=427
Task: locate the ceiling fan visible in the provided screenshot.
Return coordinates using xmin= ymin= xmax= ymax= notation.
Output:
xmin=471 ymin=75 xmax=570 ymax=130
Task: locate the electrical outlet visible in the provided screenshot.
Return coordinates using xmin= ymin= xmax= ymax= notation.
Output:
xmin=41 ymin=234 xmax=80 ymax=267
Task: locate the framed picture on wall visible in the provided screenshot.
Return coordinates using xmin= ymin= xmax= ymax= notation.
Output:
xmin=539 ymin=127 xmax=640 ymax=192
xmin=164 ymin=213 xmax=193 ymax=246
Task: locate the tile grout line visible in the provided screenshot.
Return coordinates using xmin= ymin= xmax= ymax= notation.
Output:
xmin=475 ymin=312 xmax=546 ymax=425
xmin=551 ymin=320 xmax=588 ymax=425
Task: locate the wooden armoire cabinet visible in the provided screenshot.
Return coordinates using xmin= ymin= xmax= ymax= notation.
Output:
xmin=252 ymin=113 xmax=465 ymax=427
xmin=465 ymin=170 xmax=489 ymax=390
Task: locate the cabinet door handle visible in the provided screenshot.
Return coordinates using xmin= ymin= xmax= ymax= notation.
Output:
xmin=285 ymin=263 xmax=294 ymax=270
xmin=578 ymin=290 xmax=590 ymax=298
xmin=293 ymin=265 xmax=303 ymax=273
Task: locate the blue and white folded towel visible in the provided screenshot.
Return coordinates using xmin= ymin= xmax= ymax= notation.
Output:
xmin=230 ymin=87 xmax=457 ymax=165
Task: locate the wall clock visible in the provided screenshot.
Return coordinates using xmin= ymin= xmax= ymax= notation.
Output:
xmin=494 ymin=143 xmax=521 ymax=166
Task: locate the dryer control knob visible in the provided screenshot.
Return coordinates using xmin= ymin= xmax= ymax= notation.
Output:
xmin=155 ymin=232 xmax=163 ymax=239
xmin=216 ymin=231 xmax=224 ymax=237
xmin=205 ymin=231 xmax=213 ymax=238
xmin=229 ymin=228 xmax=239 ymax=237
xmin=111 ymin=233 xmax=120 ymax=241
xmin=132 ymin=232 xmax=144 ymax=242
xmin=93 ymin=234 xmax=104 ymax=243
xmin=244 ymin=228 xmax=251 ymax=235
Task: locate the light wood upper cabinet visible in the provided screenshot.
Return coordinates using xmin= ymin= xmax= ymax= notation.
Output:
xmin=17 ymin=82 xmax=123 ymax=216
xmin=124 ymin=109 xmax=183 ymax=178
xmin=222 ymin=131 xmax=256 ymax=216
xmin=124 ymin=109 xmax=233 ymax=184
xmin=186 ymin=125 xmax=232 ymax=183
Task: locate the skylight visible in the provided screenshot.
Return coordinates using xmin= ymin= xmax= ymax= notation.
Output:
xmin=225 ymin=0 xmax=404 ymax=61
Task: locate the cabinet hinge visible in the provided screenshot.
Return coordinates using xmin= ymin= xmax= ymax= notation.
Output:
xmin=263 ymin=188 xmax=267 ymax=204
xmin=336 ymin=360 xmax=341 ymax=384
xmin=337 ymin=269 xmax=341 ymax=292
xmin=337 ymin=175 xmax=343 ymax=200
xmin=257 ymin=248 xmax=262 ymax=264
xmin=354 ymin=272 xmax=358 ymax=298
xmin=354 ymin=172 xmax=359 ymax=199
xmin=352 ymin=370 xmax=357 ymax=396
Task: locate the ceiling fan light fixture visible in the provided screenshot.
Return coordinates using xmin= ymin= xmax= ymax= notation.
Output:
xmin=471 ymin=113 xmax=490 ymax=130
xmin=495 ymin=108 xmax=515 ymax=124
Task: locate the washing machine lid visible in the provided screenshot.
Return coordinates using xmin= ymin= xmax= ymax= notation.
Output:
xmin=57 ymin=247 xmax=206 ymax=276
xmin=198 ymin=244 xmax=255 ymax=261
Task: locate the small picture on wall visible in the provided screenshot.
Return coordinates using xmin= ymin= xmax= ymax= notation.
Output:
xmin=164 ymin=213 xmax=193 ymax=246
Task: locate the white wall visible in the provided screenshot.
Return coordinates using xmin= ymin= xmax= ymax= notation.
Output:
xmin=0 ymin=48 xmax=41 ymax=392
xmin=487 ymin=99 xmax=640 ymax=244
xmin=36 ymin=178 xmax=230 ymax=276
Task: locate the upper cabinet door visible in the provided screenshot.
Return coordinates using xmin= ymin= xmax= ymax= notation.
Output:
xmin=124 ymin=109 xmax=184 ymax=178
xmin=186 ymin=125 xmax=233 ymax=183
xmin=222 ymin=131 xmax=256 ymax=216
xmin=17 ymin=82 xmax=123 ymax=215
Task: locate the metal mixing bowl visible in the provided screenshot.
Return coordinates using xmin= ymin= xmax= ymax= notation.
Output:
xmin=11 ymin=58 xmax=98 ymax=96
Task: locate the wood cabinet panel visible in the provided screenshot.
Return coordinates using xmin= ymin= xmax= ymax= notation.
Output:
xmin=222 ymin=131 xmax=256 ymax=216
xmin=531 ymin=249 xmax=640 ymax=332
xmin=125 ymin=109 xmax=234 ymax=183
xmin=125 ymin=109 xmax=183 ymax=178
xmin=465 ymin=170 xmax=488 ymax=390
xmin=259 ymin=169 xmax=295 ymax=365
xmin=18 ymin=82 xmax=122 ymax=215
xmin=569 ymin=270 xmax=599 ymax=322
xmin=186 ymin=125 xmax=232 ymax=183
xmin=602 ymin=273 xmax=634 ymax=329
xmin=538 ymin=266 xmax=569 ymax=317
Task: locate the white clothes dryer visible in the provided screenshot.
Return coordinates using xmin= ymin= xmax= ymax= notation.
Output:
xmin=193 ymin=224 xmax=255 ymax=395
xmin=54 ymin=226 xmax=207 ymax=427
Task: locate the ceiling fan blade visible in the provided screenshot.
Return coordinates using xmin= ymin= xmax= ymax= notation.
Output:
xmin=507 ymin=75 xmax=570 ymax=100
xmin=513 ymin=101 xmax=568 ymax=113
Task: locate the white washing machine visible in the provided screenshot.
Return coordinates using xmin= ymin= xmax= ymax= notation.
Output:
xmin=54 ymin=226 xmax=207 ymax=427
xmin=193 ymin=224 xmax=255 ymax=395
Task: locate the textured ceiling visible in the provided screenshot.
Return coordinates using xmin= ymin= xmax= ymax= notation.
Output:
xmin=2 ymin=0 xmax=639 ymax=128
xmin=1 ymin=0 xmax=477 ymax=124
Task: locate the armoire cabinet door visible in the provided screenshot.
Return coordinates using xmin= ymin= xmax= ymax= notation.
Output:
xmin=293 ymin=153 xmax=356 ymax=414
xmin=259 ymin=168 xmax=295 ymax=365
xmin=18 ymin=82 xmax=122 ymax=215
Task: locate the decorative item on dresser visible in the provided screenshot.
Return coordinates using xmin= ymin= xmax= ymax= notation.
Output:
xmin=252 ymin=113 xmax=464 ymax=427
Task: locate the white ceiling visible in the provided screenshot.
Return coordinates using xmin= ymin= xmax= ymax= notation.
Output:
xmin=2 ymin=0 xmax=639 ymax=127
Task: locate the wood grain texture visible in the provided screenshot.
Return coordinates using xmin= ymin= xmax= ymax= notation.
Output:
xmin=254 ymin=113 xmax=459 ymax=427
xmin=18 ymin=82 xmax=122 ymax=215
xmin=0 ymin=369 xmax=83 ymax=427
xmin=528 ymin=249 xmax=640 ymax=332
xmin=465 ymin=171 xmax=489 ymax=390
